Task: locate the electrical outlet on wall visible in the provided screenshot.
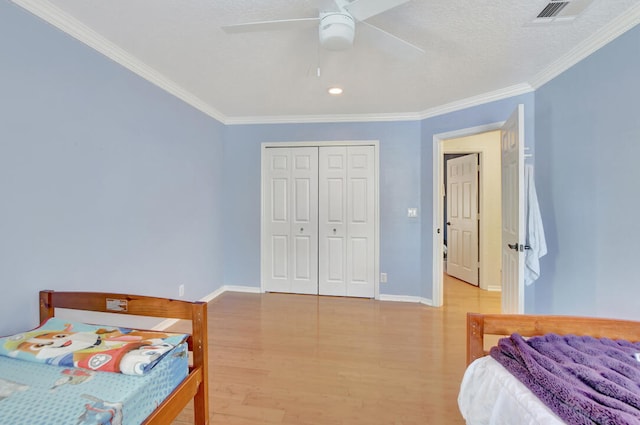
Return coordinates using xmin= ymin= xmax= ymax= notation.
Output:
xmin=179 ymin=284 xmax=185 ymax=297
xmin=380 ymin=272 xmax=388 ymax=283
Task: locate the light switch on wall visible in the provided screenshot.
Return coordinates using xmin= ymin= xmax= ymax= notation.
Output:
xmin=407 ymin=208 xmax=418 ymax=218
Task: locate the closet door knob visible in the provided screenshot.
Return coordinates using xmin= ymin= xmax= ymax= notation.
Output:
xmin=333 ymin=228 xmax=337 ymax=233
xmin=300 ymin=227 xmax=304 ymax=233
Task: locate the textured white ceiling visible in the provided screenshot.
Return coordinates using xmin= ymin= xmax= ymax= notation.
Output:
xmin=15 ymin=0 xmax=640 ymax=123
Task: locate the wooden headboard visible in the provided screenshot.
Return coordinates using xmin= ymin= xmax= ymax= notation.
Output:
xmin=39 ymin=290 xmax=210 ymax=425
xmin=467 ymin=312 xmax=640 ymax=366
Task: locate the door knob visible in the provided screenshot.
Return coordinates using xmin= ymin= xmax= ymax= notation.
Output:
xmin=333 ymin=228 xmax=337 ymax=233
xmin=446 ymin=222 xmax=451 ymax=225
xmin=507 ymin=243 xmax=519 ymax=251
xmin=300 ymin=227 xmax=304 ymax=233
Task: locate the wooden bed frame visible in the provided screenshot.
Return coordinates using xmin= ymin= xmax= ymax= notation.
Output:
xmin=39 ymin=290 xmax=209 ymax=425
xmin=467 ymin=312 xmax=640 ymax=366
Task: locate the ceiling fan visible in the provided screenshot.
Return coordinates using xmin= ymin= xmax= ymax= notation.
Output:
xmin=221 ymin=0 xmax=424 ymax=54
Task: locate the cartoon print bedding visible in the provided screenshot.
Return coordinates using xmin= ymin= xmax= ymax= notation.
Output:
xmin=0 ymin=319 xmax=189 ymax=424
xmin=0 ymin=318 xmax=188 ymax=375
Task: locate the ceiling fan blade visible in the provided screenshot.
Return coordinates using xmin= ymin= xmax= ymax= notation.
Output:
xmin=222 ymin=17 xmax=319 ymax=34
xmin=359 ymin=20 xmax=425 ymax=55
xmin=341 ymin=0 xmax=410 ymax=21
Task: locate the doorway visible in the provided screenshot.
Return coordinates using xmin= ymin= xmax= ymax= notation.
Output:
xmin=442 ymin=131 xmax=502 ymax=293
xmin=432 ymin=125 xmax=504 ymax=307
xmin=432 ymin=104 xmax=525 ymax=312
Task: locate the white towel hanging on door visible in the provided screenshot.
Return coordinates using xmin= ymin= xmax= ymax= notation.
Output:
xmin=524 ymin=164 xmax=547 ymax=286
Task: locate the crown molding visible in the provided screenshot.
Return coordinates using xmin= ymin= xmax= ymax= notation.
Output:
xmin=416 ymin=83 xmax=534 ymax=121
xmin=224 ymin=83 xmax=534 ymax=125
xmin=529 ymin=3 xmax=640 ymax=89
xmin=224 ymin=111 xmax=424 ymax=125
xmin=11 ymin=0 xmax=228 ymax=124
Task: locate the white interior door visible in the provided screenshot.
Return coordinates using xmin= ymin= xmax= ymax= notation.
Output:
xmin=501 ymin=105 xmax=525 ymax=313
xmin=319 ymin=146 xmax=375 ymax=297
xmin=263 ymin=147 xmax=318 ymax=294
xmin=446 ymin=154 xmax=479 ymax=286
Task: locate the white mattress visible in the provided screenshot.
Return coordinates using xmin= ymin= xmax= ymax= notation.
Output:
xmin=458 ymin=356 xmax=565 ymax=425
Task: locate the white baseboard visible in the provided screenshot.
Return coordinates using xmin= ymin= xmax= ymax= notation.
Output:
xmin=199 ymin=286 xmax=226 ymax=303
xmin=221 ymin=285 xmax=262 ymax=294
xmin=154 ymin=285 xmax=259 ymax=330
xmin=379 ymin=294 xmax=433 ymax=306
xmin=419 ymin=297 xmax=434 ymax=306
xmin=200 ymin=285 xmax=261 ymax=303
xmin=487 ymin=285 xmax=502 ymax=292
xmin=185 ymin=284 xmax=261 ymax=304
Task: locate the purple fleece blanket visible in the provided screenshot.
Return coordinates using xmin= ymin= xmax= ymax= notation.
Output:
xmin=490 ymin=333 xmax=640 ymax=425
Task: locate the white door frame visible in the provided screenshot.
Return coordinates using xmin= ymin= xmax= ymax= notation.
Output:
xmin=261 ymin=140 xmax=380 ymax=299
xmin=432 ymin=123 xmax=504 ymax=307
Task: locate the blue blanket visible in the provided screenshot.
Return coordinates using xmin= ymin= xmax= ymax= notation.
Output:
xmin=491 ymin=333 xmax=640 ymax=425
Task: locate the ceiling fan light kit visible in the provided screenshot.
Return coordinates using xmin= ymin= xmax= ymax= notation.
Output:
xmin=319 ymin=13 xmax=355 ymax=51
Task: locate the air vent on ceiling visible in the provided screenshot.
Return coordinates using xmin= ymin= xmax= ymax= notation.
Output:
xmin=532 ymin=0 xmax=594 ymax=23
xmin=537 ymin=1 xmax=569 ymax=18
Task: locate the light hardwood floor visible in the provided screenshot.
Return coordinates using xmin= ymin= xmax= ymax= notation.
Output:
xmin=173 ymin=274 xmax=500 ymax=425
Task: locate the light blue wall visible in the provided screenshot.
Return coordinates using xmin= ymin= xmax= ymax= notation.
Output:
xmin=223 ymin=121 xmax=423 ymax=296
xmin=0 ymin=1 xmax=225 ymax=334
xmin=4 ymin=0 xmax=638 ymax=332
xmin=534 ymin=24 xmax=640 ymax=320
xmin=419 ymin=94 xmax=536 ymax=301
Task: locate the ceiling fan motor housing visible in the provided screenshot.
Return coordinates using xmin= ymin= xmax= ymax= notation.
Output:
xmin=319 ymin=13 xmax=355 ymax=50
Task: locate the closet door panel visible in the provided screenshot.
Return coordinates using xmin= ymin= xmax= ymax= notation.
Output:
xmin=263 ymin=147 xmax=318 ymax=294
xmin=319 ymin=146 xmax=375 ymax=297
xmin=319 ymin=147 xmax=347 ymax=296
xmin=290 ymin=148 xmax=318 ymax=294
xmin=346 ymin=146 xmax=375 ymax=298
xmin=264 ymin=150 xmax=292 ymax=292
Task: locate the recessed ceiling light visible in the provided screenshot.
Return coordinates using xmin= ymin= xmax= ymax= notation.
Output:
xmin=328 ymin=87 xmax=343 ymax=95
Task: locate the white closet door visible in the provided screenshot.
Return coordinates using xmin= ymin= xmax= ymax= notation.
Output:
xmin=263 ymin=147 xmax=318 ymax=294
xmin=319 ymin=146 xmax=375 ymax=297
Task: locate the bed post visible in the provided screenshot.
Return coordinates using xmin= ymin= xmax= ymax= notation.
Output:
xmin=192 ymin=301 xmax=209 ymax=424
xmin=467 ymin=313 xmax=485 ymax=365
xmin=39 ymin=290 xmax=54 ymax=323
